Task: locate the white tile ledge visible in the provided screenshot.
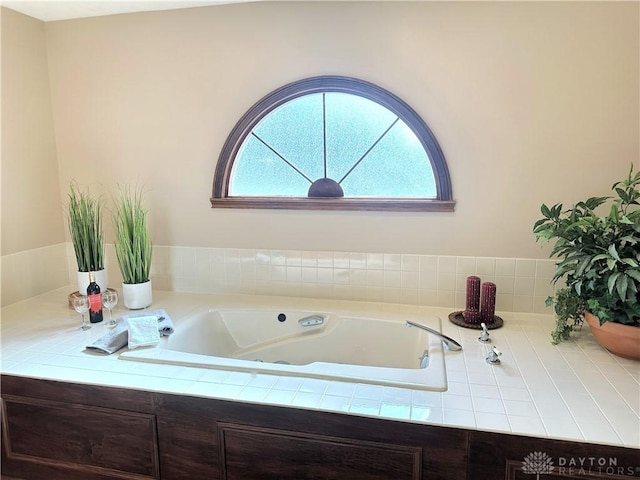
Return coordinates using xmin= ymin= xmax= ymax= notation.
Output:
xmin=1 ymin=287 xmax=639 ymax=449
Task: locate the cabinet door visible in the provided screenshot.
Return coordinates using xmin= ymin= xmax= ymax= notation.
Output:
xmin=469 ymin=431 xmax=640 ymax=479
xmin=155 ymin=392 xmax=469 ymax=480
xmin=504 ymin=459 xmax=639 ymax=479
xmin=218 ymin=422 xmax=422 ymax=480
xmin=1 ymin=395 xmax=160 ymax=480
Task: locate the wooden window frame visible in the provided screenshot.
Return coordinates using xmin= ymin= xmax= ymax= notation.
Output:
xmin=211 ymin=76 xmax=455 ymax=212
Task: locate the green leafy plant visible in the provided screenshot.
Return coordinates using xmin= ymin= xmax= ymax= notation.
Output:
xmin=113 ymin=186 xmax=152 ymax=285
xmin=67 ymin=182 xmax=104 ymax=273
xmin=545 ymin=287 xmax=587 ymax=344
xmin=533 ymin=164 xmax=640 ymax=343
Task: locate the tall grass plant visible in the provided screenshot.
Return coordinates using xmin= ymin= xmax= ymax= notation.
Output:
xmin=67 ymin=182 xmax=104 ymax=273
xmin=113 ymin=186 xmax=152 ymax=284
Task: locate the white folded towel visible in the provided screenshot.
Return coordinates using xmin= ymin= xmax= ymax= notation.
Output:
xmin=86 ymin=309 xmax=174 ymax=354
xmin=127 ymin=316 xmax=161 ymax=349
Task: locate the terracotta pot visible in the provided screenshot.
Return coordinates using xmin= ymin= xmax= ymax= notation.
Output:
xmin=585 ymin=311 xmax=640 ymax=360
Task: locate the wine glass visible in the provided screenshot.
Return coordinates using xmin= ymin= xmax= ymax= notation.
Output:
xmin=102 ymin=290 xmax=118 ymax=326
xmin=73 ymin=295 xmax=90 ymax=330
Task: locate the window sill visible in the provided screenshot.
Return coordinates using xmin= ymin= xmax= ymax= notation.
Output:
xmin=210 ymin=197 xmax=456 ymax=212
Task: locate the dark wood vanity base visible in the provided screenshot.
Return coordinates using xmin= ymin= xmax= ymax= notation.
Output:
xmin=2 ymin=375 xmax=638 ymax=479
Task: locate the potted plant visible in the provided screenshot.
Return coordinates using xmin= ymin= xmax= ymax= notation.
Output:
xmin=112 ymin=185 xmax=153 ymax=309
xmin=67 ymin=182 xmax=106 ymax=293
xmin=533 ymin=165 xmax=640 ymax=359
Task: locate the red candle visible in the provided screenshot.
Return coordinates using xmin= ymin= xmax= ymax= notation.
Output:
xmin=463 ymin=308 xmax=480 ymax=324
xmin=465 ymin=276 xmax=481 ymax=311
xmin=480 ymin=282 xmax=497 ymax=323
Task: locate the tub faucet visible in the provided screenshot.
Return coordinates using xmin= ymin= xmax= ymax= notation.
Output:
xmin=405 ymin=320 xmax=462 ymax=351
xmin=478 ymin=323 xmax=491 ymax=343
xmin=486 ymin=346 xmax=502 ymax=365
xmin=418 ymin=350 xmax=429 ymax=368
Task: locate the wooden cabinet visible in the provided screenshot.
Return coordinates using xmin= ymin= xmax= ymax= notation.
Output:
xmin=2 ymin=375 xmax=638 ymax=479
xmin=2 ymin=395 xmax=159 ymax=480
xmin=1 ymin=376 xmax=157 ymax=480
xmin=153 ymin=391 xmax=467 ymax=480
xmin=218 ymin=423 xmax=422 ymax=479
xmin=468 ymin=431 xmax=640 ymax=480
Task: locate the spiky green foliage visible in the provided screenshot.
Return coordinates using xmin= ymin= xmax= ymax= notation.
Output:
xmin=534 ymin=164 xmax=640 ymax=343
xmin=113 ymin=186 xmax=152 ymax=284
xmin=67 ymin=182 xmax=104 ymax=273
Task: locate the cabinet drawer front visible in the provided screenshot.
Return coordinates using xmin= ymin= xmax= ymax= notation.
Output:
xmin=2 ymin=395 xmax=159 ymax=480
xmin=218 ymin=422 xmax=422 ymax=480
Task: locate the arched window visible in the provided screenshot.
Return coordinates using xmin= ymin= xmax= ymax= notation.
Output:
xmin=211 ymin=76 xmax=455 ymax=212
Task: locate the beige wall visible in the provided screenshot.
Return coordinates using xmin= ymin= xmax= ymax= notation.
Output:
xmin=4 ymin=1 xmax=639 ymax=267
xmin=1 ymin=7 xmax=64 ymax=255
xmin=1 ymin=7 xmax=68 ymax=305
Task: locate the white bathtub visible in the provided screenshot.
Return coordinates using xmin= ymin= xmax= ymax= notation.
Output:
xmin=119 ymin=304 xmax=451 ymax=391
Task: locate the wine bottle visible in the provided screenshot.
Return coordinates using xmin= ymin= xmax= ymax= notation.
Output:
xmin=87 ymin=271 xmax=103 ymax=323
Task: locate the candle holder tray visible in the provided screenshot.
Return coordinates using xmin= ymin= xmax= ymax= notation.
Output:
xmin=448 ymin=311 xmax=504 ymax=330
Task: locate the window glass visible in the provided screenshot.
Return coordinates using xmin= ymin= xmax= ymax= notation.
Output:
xmin=230 ymin=92 xmax=435 ymax=198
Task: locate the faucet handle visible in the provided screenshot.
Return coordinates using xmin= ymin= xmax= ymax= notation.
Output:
xmin=478 ymin=322 xmax=491 ymax=343
xmin=485 ymin=346 xmax=502 ymax=365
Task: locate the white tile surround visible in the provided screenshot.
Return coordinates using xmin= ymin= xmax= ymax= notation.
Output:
xmin=2 ymin=243 xmax=554 ymax=313
xmin=1 ymin=242 xmax=557 ymax=312
xmin=1 ymin=287 xmax=639 ymax=450
xmin=1 ymin=243 xmax=69 ymax=306
xmin=148 ymin=246 xmax=557 ymax=314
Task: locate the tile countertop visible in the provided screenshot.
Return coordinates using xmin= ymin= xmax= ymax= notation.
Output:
xmin=1 ymin=287 xmax=639 ymax=449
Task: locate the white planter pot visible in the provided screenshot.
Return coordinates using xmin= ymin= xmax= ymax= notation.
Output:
xmin=77 ymin=269 xmax=107 ymax=294
xmin=122 ymin=280 xmax=153 ymax=310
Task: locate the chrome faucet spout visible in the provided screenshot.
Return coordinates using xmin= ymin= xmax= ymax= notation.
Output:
xmin=405 ymin=320 xmax=463 ymax=351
